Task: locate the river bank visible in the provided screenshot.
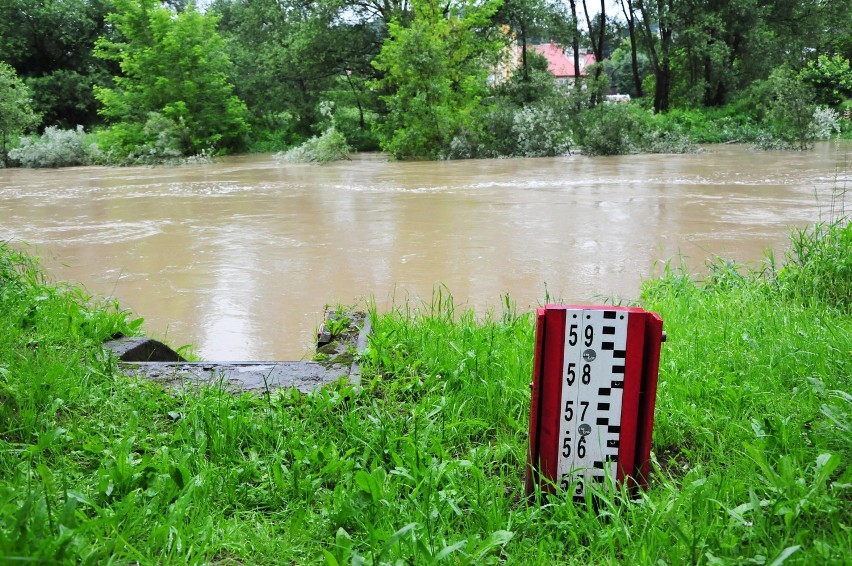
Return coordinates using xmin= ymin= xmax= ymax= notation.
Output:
xmin=1 ymin=218 xmax=850 ymax=562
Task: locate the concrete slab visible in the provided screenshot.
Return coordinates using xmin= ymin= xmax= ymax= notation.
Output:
xmin=105 ymin=309 xmax=371 ymax=394
xmin=122 ymin=361 xmax=352 ymax=393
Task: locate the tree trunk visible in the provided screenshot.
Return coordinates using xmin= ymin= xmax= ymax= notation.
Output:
xmin=656 ymin=26 xmax=672 ymax=112
xmin=620 ymin=0 xmax=643 ymax=97
xmin=582 ymin=0 xmax=606 ymax=105
xmin=568 ymin=0 xmax=581 ymax=80
xmin=520 ymin=22 xmax=529 ymax=84
xmin=345 ymin=71 xmax=366 ymax=130
xmin=636 ymin=0 xmax=673 ymax=113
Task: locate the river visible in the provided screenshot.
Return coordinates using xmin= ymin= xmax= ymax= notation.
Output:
xmin=1 ymin=141 xmax=849 ymax=360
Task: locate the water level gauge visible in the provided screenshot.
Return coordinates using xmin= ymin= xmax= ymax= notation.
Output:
xmin=526 ymin=305 xmax=664 ymax=498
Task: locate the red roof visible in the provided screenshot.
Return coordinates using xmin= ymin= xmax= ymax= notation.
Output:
xmin=529 ymin=43 xmax=596 ymax=78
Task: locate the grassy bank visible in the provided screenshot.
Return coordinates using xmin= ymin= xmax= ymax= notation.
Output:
xmin=1 ymin=221 xmax=850 ymax=563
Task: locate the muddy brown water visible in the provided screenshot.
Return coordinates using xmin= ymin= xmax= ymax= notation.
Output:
xmin=2 ymin=141 xmax=849 ymax=360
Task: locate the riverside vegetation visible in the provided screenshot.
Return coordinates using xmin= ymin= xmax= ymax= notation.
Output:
xmin=1 ymin=214 xmax=851 ymax=561
xmin=1 ymin=0 xmax=852 ymax=166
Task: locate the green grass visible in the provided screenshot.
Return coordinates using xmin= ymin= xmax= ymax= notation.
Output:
xmin=1 ymin=222 xmax=850 ymax=563
xmin=650 ymin=106 xmax=766 ymax=145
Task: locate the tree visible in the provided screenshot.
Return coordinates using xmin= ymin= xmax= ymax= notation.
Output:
xmin=0 ymin=0 xmax=112 ymax=129
xmin=212 ymin=0 xmax=382 ymax=147
xmin=346 ymin=0 xmax=413 ymax=26
xmin=494 ymin=0 xmax=552 ymax=92
xmin=371 ymin=0 xmax=502 ymax=159
xmin=800 ymin=55 xmax=852 ymax=108
xmin=761 ymin=0 xmax=852 ymax=68
xmin=0 ymin=62 xmax=40 ymax=166
xmin=635 ymin=0 xmax=675 ymax=112
xmin=607 ymin=38 xmax=650 ymax=97
xmin=764 ymin=66 xmax=821 ymax=150
xmin=94 ymin=0 xmax=248 ymax=155
xmin=618 ymin=0 xmax=643 ymax=97
xmin=567 ymin=0 xmax=581 ymax=79
xmin=581 ymin=0 xmax=607 ymax=105
xmin=663 ymin=0 xmax=763 ymax=107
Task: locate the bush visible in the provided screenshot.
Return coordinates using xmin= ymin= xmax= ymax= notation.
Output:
xmin=8 ymin=126 xmax=100 ymax=168
xmin=511 ymin=103 xmax=573 ymax=157
xmin=811 ymin=106 xmax=842 ymax=139
xmin=580 ymin=103 xmax=653 ymax=156
xmin=643 ymin=129 xmax=695 ymax=154
xmin=754 ymin=66 xmax=841 ymax=151
xmin=839 ymin=99 xmax=852 ymax=137
xmin=245 ymin=111 xmax=299 ymax=153
xmin=277 ymin=127 xmax=351 ymax=164
xmin=493 ymin=53 xmax=560 ymax=107
xmin=444 ymin=128 xmax=483 ymax=160
xmin=331 ymin=106 xmax=380 ymax=152
xmin=757 ymin=105 xmax=841 ymax=151
xmin=653 ymin=106 xmax=762 ymax=144
xmin=447 ymin=92 xmax=574 ymax=160
xmin=96 ymin=112 xmax=214 ymax=165
xmin=578 ymin=102 xmax=699 ymax=156
xmin=1 ymin=62 xmax=41 ymax=167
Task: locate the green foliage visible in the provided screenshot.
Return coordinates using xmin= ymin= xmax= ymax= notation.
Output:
xmin=4 ymin=0 xmax=852 ymax=158
xmin=812 ymin=106 xmax=843 ymax=138
xmin=446 ymin=99 xmax=575 ymax=160
xmin=0 ymin=244 xmax=145 ymax=561
xmin=95 ymin=0 xmax=249 ymax=157
xmin=329 ymin=106 xmax=381 ymax=152
xmin=0 ymin=62 xmax=40 ymax=166
xmin=580 ymin=103 xmax=653 ymax=155
xmin=606 ymin=39 xmax=651 ymax=99
xmin=8 ymin=126 xmax=101 ymax=168
xmin=95 ymin=112 xmax=191 ymax=165
xmin=278 ymin=101 xmax=352 ymax=164
xmin=758 ymin=67 xmax=841 ymax=150
xmin=446 ymin=53 xmax=575 ymax=159
xmin=244 ymin=112 xmax=300 ymax=154
xmin=510 ymin=103 xmax=573 ymax=157
xmin=583 ymin=62 xmax=612 ymax=106
xmin=637 ymin=232 xmax=852 ymax=564
xmin=652 ymin=105 xmax=763 ymax=144
xmin=212 ymin=0 xmax=382 ymax=147
xmin=641 ymin=128 xmax=696 ymax=154
xmin=372 ymin=0 xmax=502 ymax=159
xmin=0 ymin=245 xmax=141 ymax=346
xmin=524 ymin=100 xmax=702 ymax=157
xmin=494 ymin=50 xmax=558 ymax=106
xmin=278 ymin=128 xmax=351 ymax=164
xmin=779 ymin=220 xmax=852 ymax=310
xmin=321 ymin=76 xmax=382 ymax=152
xmin=24 ymin=69 xmax=109 ymax=130
xmin=448 ymin=59 xmax=575 ymax=159
xmin=840 ymin=99 xmax=852 ymax=137
xmin=0 ymin=0 xmax=111 ymax=129
xmin=460 ymin=102 xmax=516 ymax=158
xmin=800 ymin=54 xmax=852 ymax=108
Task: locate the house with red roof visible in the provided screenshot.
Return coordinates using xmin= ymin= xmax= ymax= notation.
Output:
xmin=529 ymin=42 xmax=596 ymax=87
xmin=490 ymin=40 xmax=597 ymax=88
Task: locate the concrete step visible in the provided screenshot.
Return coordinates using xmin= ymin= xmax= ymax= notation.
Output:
xmin=103 ymin=310 xmax=370 ymax=394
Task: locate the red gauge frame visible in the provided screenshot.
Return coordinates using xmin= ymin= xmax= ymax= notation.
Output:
xmin=526 ymin=305 xmax=664 ymax=497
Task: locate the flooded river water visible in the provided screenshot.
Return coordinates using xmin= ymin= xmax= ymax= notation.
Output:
xmin=1 ymin=141 xmax=849 ymax=360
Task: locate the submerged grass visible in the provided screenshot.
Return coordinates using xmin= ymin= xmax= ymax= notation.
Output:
xmin=1 ymin=220 xmax=850 ymax=563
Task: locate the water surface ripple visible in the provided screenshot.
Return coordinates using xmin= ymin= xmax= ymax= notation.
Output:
xmin=1 ymin=142 xmax=849 ymax=359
